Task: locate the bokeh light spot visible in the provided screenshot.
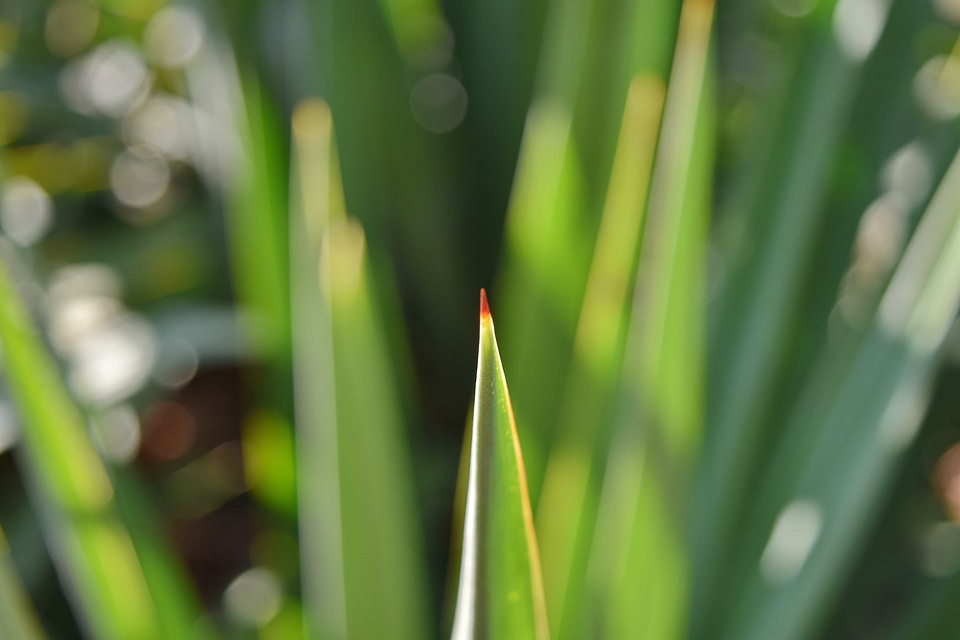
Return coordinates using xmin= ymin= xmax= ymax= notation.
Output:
xmin=94 ymin=404 xmax=142 ymax=464
xmin=914 ymin=54 xmax=960 ymax=121
xmin=223 ymin=567 xmax=283 ymax=627
xmin=143 ymin=6 xmax=205 ymax=69
xmin=760 ymin=500 xmax=823 ymax=584
xmin=60 ymin=40 xmax=151 ymax=117
xmin=141 ymin=401 xmax=197 ymax=461
xmin=935 ymin=442 xmax=960 ymax=522
xmin=110 ymin=146 xmax=171 ymax=209
xmin=410 ymin=73 xmax=468 ymax=133
xmin=0 ymin=176 xmax=54 ymax=246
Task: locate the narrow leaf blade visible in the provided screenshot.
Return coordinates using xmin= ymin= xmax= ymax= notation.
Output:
xmin=0 ymin=526 xmax=45 ymax=640
xmin=291 ymin=99 xmax=430 ymax=640
xmin=452 ymin=290 xmax=548 ymax=640
xmin=0 ymin=248 xmax=162 ymax=639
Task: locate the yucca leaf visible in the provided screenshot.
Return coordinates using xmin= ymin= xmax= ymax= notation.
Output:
xmin=307 ymin=0 xmax=468 ymax=348
xmin=723 ymin=141 xmax=960 ymax=640
xmin=890 ymin=570 xmax=960 ymax=640
xmin=0 ymin=247 xmax=163 ymax=639
xmin=183 ymin=38 xmax=298 ymax=520
xmin=535 ymin=73 xmax=666 ymax=639
xmin=443 ymin=406 xmax=474 ymax=634
xmin=535 ymin=0 xmax=712 ymax=635
xmin=496 ymin=102 xmax=589 ymax=504
xmin=376 ymin=0 xmax=447 ymax=64
xmin=290 ymin=99 xmax=347 ymax=639
xmin=572 ymin=0 xmax=679 ymax=201
xmin=596 ymin=1 xmax=714 ymax=636
xmin=222 ymin=74 xmax=291 ymax=365
xmin=451 ymin=290 xmax=549 ymax=640
xmin=290 ymin=99 xmax=430 ymax=640
xmin=495 ymin=0 xmax=599 ymax=501
xmin=692 ymin=0 xmax=897 ymax=627
xmin=0 ymin=525 xmax=45 ymax=640
xmin=107 ymin=465 xmax=214 ymax=640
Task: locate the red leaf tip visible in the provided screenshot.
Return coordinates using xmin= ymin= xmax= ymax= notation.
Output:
xmin=480 ymin=288 xmax=490 ymax=319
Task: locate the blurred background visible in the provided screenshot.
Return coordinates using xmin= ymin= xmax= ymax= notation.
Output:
xmin=2 ymin=0 xmax=960 ymax=638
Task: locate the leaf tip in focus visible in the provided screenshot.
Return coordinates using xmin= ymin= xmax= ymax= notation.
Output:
xmin=480 ymin=288 xmax=491 ymax=321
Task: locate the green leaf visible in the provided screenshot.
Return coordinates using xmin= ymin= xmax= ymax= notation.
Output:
xmin=494 ymin=0 xmax=599 ymax=502
xmin=0 ymin=247 xmax=163 ymax=640
xmin=496 ymin=100 xmax=589 ymax=503
xmin=535 ymin=73 xmax=666 ymax=640
xmin=594 ymin=1 xmax=714 ymax=636
xmin=535 ymin=0 xmax=712 ymax=635
xmin=182 ymin=39 xmax=298 ymax=523
xmin=376 ymin=0 xmax=448 ymax=64
xmin=107 ymin=465 xmax=214 ymax=640
xmin=0 ymin=525 xmax=45 ymax=640
xmin=451 ymin=290 xmax=549 ymax=640
xmin=290 ymin=99 xmax=430 ymax=640
xmin=722 ymin=136 xmax=960 ymax=640
xmin=691 ymin=0 xmax=897 ymax=627
xmin=443 ymin=405 xmax=474 ymax=635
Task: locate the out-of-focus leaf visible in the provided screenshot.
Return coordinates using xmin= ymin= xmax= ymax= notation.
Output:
xmin=497 ymin=101 xmax=589 ymax=503
xmin=0 ymin=245 xmax=163 ymax=639
xmin=536 ymin=0 xmax=712 ymax=635
xmin=184 ymin=35 xmax=298 ymax=519
xmin=573 ymin=0 xmax=679 ymax=208
xmin=597 ymin=1 xmax=714 ymax=637
xmin=290 ymin=99 xmax=430 ymax=640
xmin=692 ymin=0 xmax=898 ymax=629
xmin=724 ymin=141 xmax=960 ymax=640
xmin=0 ymin=525 xmax=45 ymax=640
xmin=451 ymin=290 xmax=548 ymax=640
xmin=535 ymin=73 xmax=666 ymax=639
xmin=290 ymin=99 xmax=347 ymax=639
xmin=377 ymin=0 xmax=448 ymax=64
xmin=889 ymin=569 xmax=960 ymax=640
xmin=495 ymin=0 xmax=598 ymax=501
xmin=226 ymin=76 xmax=291 ymax=363
xmin=107 ymin=465 xmax=214 ymax=640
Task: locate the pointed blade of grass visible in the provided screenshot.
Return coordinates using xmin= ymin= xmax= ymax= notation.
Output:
xmin=0 ymin=247 xmax=163 ymax=639
xmin=0 ymin=525 xmax=45 ymax=640
xmin=451 ymin=290 xmax=548 ymax=640
xmin=291 ymin=99 xmax=429 ymax=640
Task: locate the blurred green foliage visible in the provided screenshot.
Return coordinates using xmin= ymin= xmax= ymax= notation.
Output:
xmin=0 ymin=0 xmax=959 ymax=638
